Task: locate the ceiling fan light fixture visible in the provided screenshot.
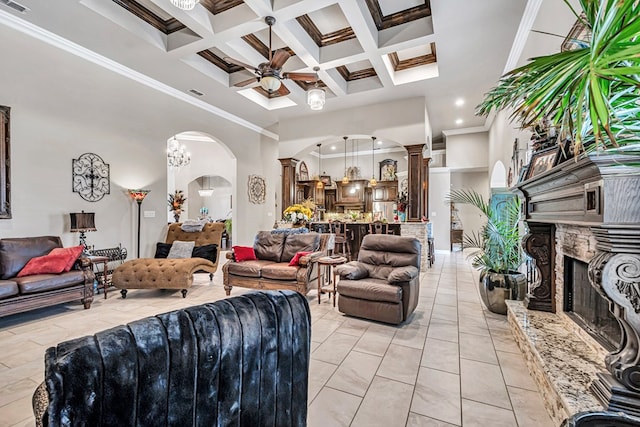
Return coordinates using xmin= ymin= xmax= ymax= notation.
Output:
xmin=307 ymin=87 xmax=325 ymax=110
xmin=307 ymin=67 xmax=325 ymax=110
xmin=170 ymin=0 xmax=199 ymax=10
xmin=260 ymin=75 xmax=281 ymax=92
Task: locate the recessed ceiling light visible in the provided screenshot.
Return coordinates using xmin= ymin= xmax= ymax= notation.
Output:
xmin=455 ymin=99 xmax=464 ymax=106
xmin=331 ymin=145 xmax=336 ymax=150
xmin=455 ymin=119 xmax=463 ymax=125
xmin=377 ymin=140 xmax=382 ymax=145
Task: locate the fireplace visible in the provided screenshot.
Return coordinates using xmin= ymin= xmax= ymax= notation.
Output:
xmin=512 ymin=152 xmax=640 ymax=422
xmin=564 ymin=256 xmax=621 ymax=351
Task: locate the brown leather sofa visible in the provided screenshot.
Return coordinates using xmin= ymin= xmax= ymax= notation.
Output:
xmin=223 ymin=231 xmax=333 ymax=295
xmin=335 ymin=234 xmax=421 ymax=324
xmin=112 ymin=222 xmax=223 ymax=298
xmin=0 ymin=236 xmax=94 ymax=318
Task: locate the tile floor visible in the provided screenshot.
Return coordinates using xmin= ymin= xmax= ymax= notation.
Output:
xmin=0 ymin=251 xmax=554 ymax=427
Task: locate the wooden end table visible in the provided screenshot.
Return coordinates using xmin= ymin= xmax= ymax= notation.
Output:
xmin=87 ymin=255 xmax=110 ymax=299
xmin=316 ymin=255 xmax=347 ymax=307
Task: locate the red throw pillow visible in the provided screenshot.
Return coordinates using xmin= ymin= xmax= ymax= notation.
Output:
xmin=233 ymin=246 xmax=257 ymax=262
xmin=49 ymin=245 xmax=84 ymax=272
xmin=289 ymin=251 xmax=312 ymax=266
xmin=18 ymin=253 xmax=69 ymax=277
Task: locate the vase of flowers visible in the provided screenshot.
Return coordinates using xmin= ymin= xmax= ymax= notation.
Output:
xmin=168 ymin=190 xmax=186 ymax=223
xmin=396 ymin=192 xmax=408 ymax=222
xmin=283 ymin=203 xmax=313 ymax=227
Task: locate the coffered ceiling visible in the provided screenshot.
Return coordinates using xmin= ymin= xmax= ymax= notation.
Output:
xmin=0 ymin=0 xmax=535 ymax=140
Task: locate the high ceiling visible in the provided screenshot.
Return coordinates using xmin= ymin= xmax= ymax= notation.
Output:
xmin=0 ymin=0 xmax=565 ymax=142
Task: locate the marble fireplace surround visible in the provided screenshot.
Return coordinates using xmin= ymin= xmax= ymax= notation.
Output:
xmin=511 ymin=152 xmax=640 ymax=425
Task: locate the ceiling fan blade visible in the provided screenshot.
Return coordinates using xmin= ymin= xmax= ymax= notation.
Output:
xmin=223 ymin=56 xmax=257 ymax=73
xmin=270 ymin=49 xmax=290 ymax=69
xmin=277 ymin=84 xmax=290 ymax=97
xmin=234 ymin=76 xmax=259 ymax=87
xmin=283 ymin=72 xmax=318 ymax=82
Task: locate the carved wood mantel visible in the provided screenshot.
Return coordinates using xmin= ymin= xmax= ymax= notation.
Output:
xmin=515 ymin=151 xmax=640 ymax=415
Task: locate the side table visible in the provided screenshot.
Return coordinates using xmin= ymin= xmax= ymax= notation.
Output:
xmin=316 ymin=255 xmax=347 ymax=307
xmin=87 ymin=255 xmax=110 ymax=299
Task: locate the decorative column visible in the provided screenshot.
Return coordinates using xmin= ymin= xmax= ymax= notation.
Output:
xmin=522 ymin=222 xmax=556 ymax=313
xmin=422 ymin=157 xmax=431 ymax=220
xmin=405 ymin=144 xmax=424 ymax=222
xmin=279 ymin=158 xmax=299 ymax=214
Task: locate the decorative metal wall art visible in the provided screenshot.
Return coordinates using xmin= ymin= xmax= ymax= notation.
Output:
xmin=72 ymin=153 xmax=110 ymax=202
xmin=248 ymin=175 xmax=266 ymax=204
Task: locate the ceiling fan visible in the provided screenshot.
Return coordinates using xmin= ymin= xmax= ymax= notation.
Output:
xmin=224 ymin=16 xmax=318 ymax=96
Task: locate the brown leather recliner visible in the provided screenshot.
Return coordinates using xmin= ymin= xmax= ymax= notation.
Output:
xmin=335 ymin=234 xmax=421 ymax=324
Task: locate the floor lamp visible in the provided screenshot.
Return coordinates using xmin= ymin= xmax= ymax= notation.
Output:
xmin=128 ymin=189 xmax=150 ymax=258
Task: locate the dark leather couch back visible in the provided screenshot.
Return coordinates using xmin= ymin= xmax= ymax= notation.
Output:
xmin=43 ymin=290 xmax=311 ymax=427
xmin=0 ymin=236 xmax=62 ymax=279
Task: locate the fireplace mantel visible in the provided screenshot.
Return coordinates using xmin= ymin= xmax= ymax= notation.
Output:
xmin=513 ymin=151 xmax=640 ymax=418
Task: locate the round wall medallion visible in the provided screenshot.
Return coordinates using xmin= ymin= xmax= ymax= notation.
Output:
xmin=248 ymin=175 xmax=266 ymax=204
xmin=72 ymin=153 xmax=110 ymax=202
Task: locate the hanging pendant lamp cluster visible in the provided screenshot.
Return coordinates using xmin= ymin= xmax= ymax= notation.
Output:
xmin=316 ymin=144 xmax=323 ymax=189
xmin=341 ymin=136 xmax=349 ymax=184
xmin=370 ymin=136 xmax=377 ymax=187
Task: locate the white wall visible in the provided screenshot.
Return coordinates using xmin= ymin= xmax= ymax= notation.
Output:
xmin=278 ymin=97 xmax=429 ymax=159
xmin=445 ymin=132 xmax=489 ymax=170
xmin=428 ymin=168 xmax=451 ymax=251
xmin=0 ymin=22 xmax=278 ymax=254
xmin=450 ymin=171 xmax=490 ymax=243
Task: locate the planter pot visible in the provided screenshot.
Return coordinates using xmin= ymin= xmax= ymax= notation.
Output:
xmin=479 ymin=270 xmax=526 ymax=315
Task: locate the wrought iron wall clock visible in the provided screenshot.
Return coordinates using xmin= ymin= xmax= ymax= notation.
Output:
xmin=72 ymin=153 xmax=110 ymax=202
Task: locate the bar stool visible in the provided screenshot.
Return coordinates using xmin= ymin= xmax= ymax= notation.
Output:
xmin=368 ymin=220 xmax=390 ymax=235
xmin=329 ymin=220 xmax=352 ymax=261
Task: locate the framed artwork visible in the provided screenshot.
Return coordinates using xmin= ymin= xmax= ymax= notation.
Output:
xmin=320 ymin=175 xmax=332 ymax=186
xmin=525 ymin=147 xmax=559 ymax=180
xmin=248 ymin=175 xmax=266 ymax=204
xmin=379 ymin=159 xmax=397 ymax=181
xmin=72 ymin=153 xmax=110 ymax=202
xmin=299 ymin=161 xmax=309 ymax=181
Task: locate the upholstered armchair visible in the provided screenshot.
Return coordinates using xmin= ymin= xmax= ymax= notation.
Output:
xmin=335 ymin=234 xmax=421 ymax=324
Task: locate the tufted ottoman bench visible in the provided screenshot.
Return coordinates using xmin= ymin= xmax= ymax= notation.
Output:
xmin=112 ymin=222 xmax=223 ymax=298
xmin=112 ymin=257 xmax=216 ymax=298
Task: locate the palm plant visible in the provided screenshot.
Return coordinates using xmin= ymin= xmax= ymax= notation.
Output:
xmin=476 ymin=0 xmax=640 ymax=154
xmin=448 ymin=189 xmax=523 ymax=274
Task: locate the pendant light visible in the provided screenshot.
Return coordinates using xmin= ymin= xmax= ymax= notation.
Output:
xmin=316 ymin=143 xmax=323 ymax=189
xmin=353 ymin=139 xmax=360 ymax=190
xmin=341 ymin=136 xmax=349 ymax=184
xmin=370 ymin=136 xmax=377 ymax=187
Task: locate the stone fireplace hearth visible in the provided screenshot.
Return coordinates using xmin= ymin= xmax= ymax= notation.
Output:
xmin=511 ymin=152 xmax=640 ymax=424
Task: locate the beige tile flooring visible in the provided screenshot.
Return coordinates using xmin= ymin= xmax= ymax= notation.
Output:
xmin=0 ymin=252 xmax=554 ymax=427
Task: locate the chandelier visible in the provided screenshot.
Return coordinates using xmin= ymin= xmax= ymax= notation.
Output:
xmin=167 ymin=137 xmax=191 ymax=168
xmin=170 ymin=0 xmax=199 ymax=10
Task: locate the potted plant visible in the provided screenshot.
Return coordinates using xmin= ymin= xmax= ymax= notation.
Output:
xmin=476 ymin=0 xmax=640 ymax=154
xmin=448 ymin=189 xmax=525 ymax=314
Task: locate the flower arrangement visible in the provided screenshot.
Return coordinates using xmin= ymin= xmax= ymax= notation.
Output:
xmin=168 ymin=190 xmax=186 ymax=215
xmin=396 ymin=192 xmax=408 ymax=213
xmin=283 ymin=203 xmax=313 ymax=224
